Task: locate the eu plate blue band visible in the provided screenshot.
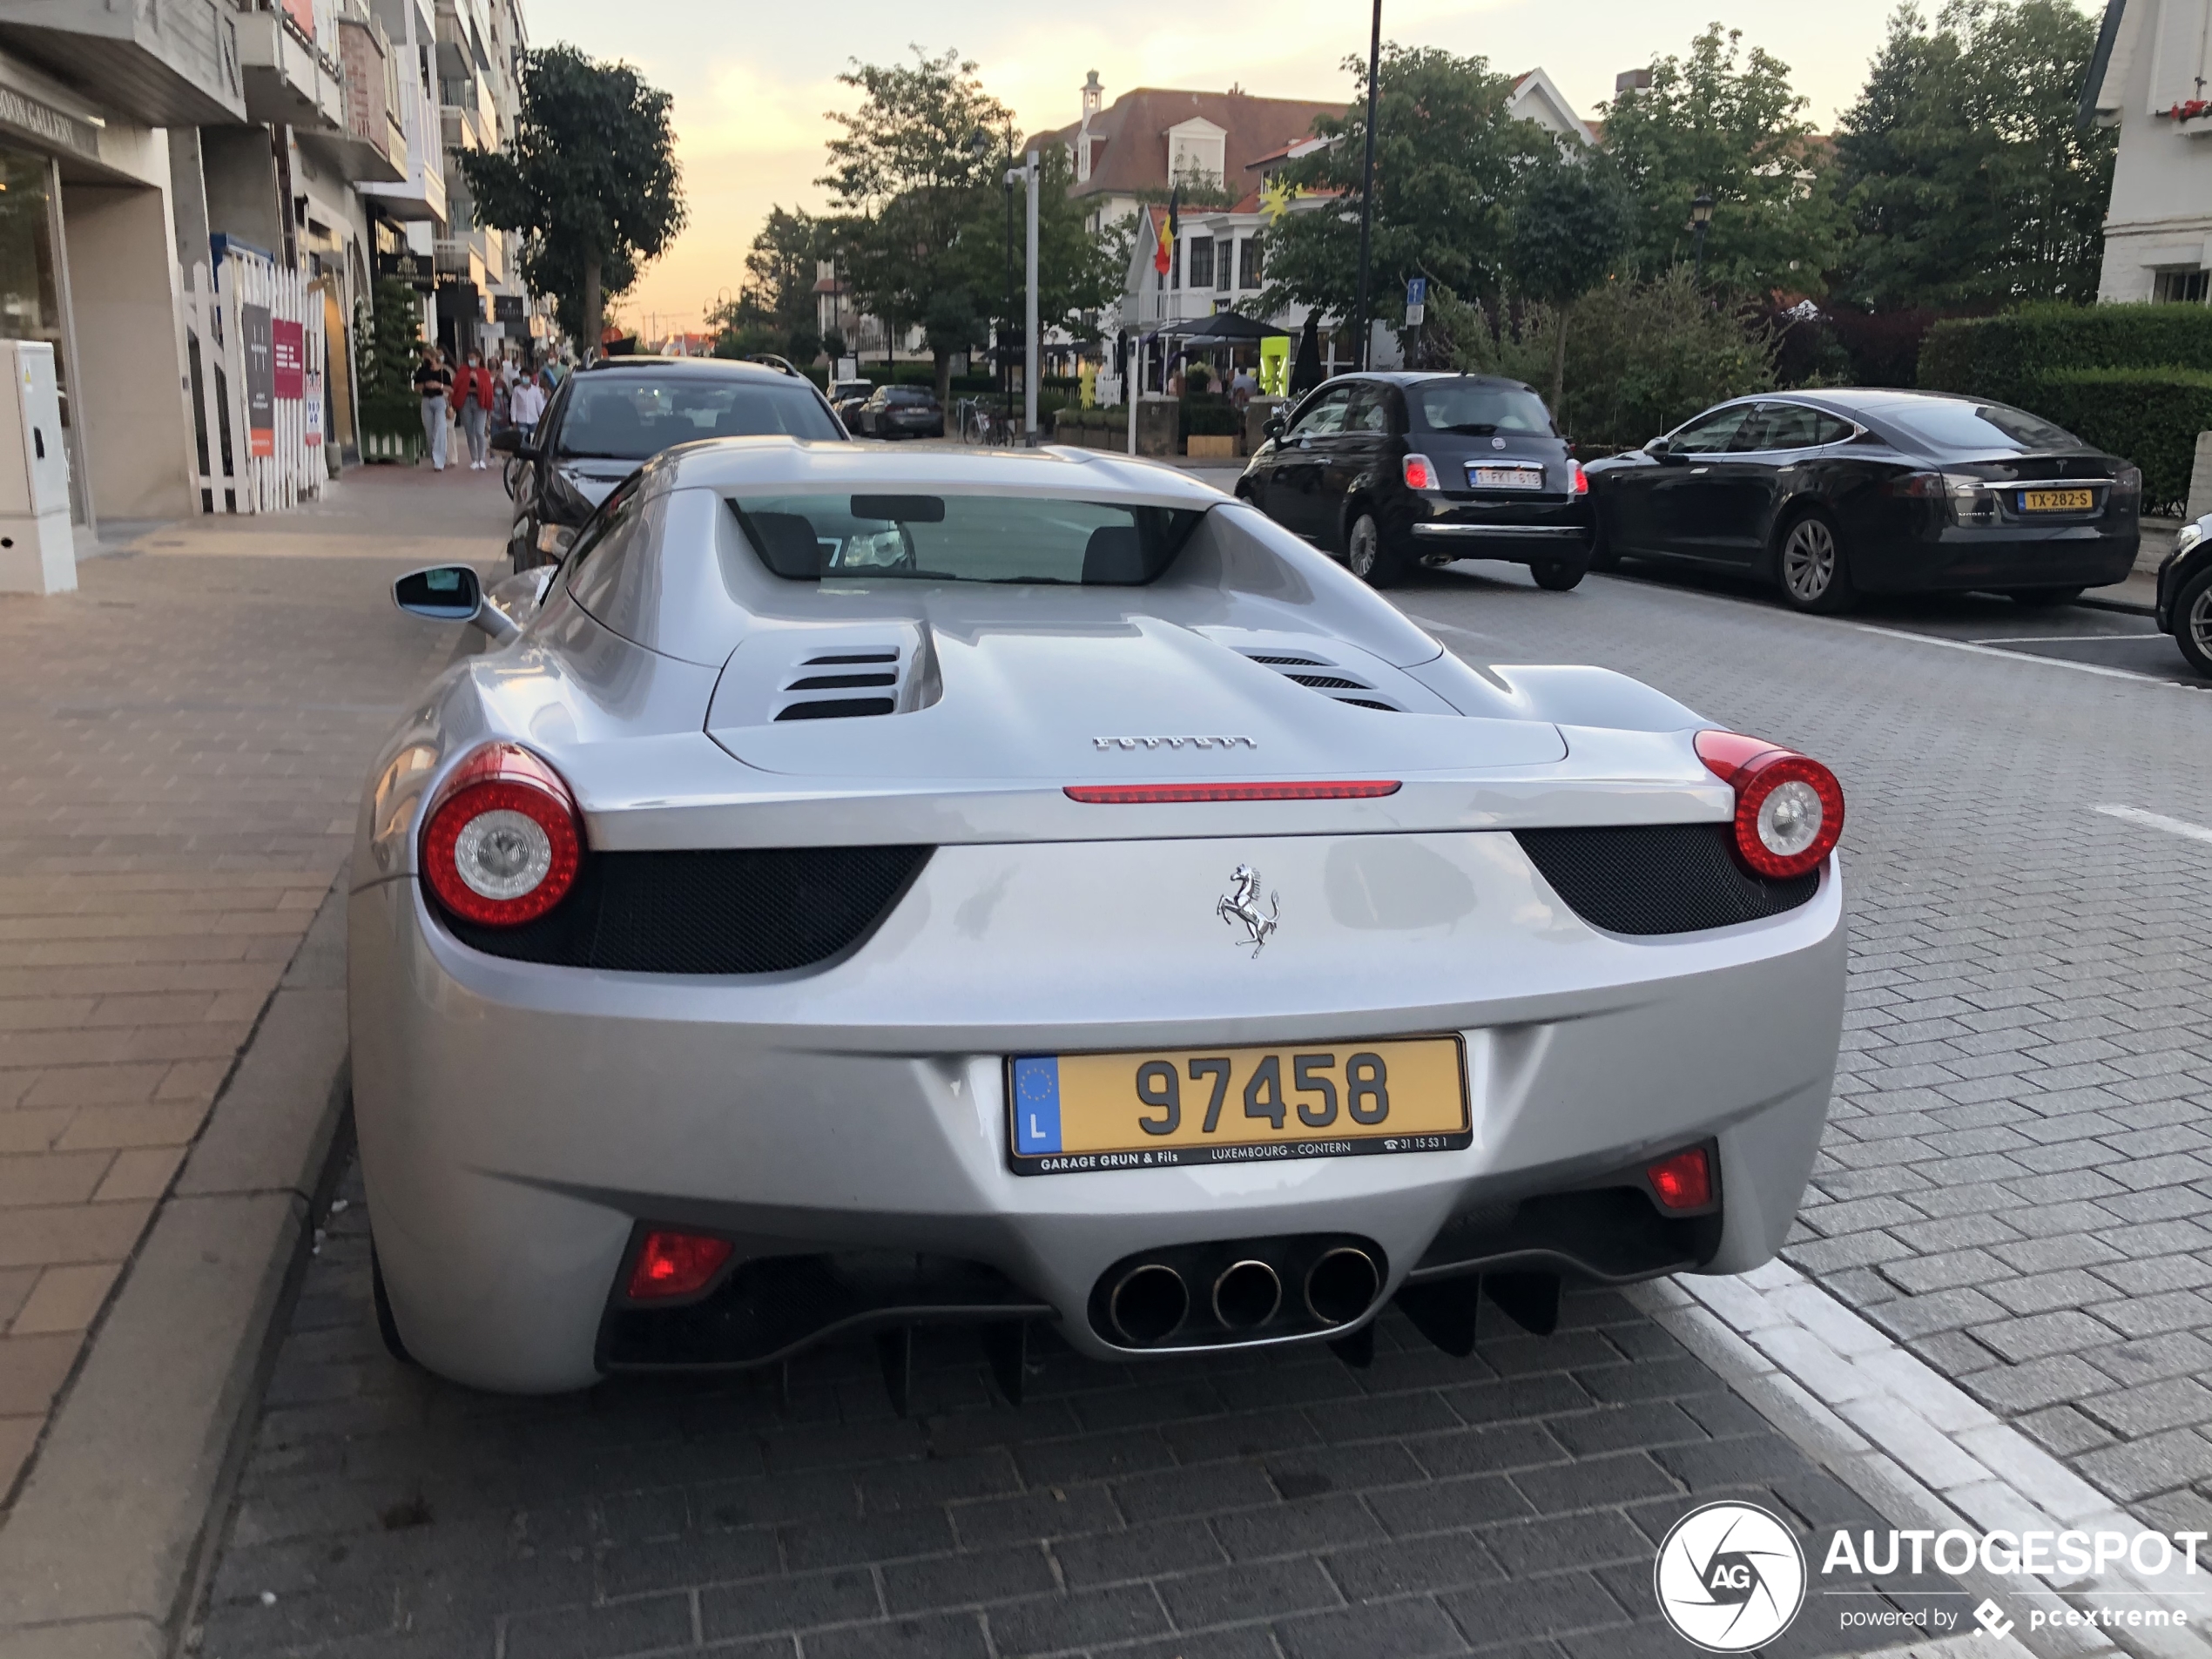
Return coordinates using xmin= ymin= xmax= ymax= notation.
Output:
xmin=1012 ymin=1056 xmax=1061 ymax=1155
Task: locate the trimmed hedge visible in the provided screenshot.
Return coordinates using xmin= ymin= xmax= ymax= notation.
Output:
xmin=1919 ymin=305 xmax=2212 ymax=510
xmin=1182 ymin=396 xmax=1240 ymax=437
xmin=1919 ymin=304 xmax=2212 ymax=405
xmin=2027 ymin=368 xmax=2212 ymax=511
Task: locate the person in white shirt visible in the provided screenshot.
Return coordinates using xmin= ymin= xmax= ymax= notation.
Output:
xmin=509 ymin=374 xmax=547 ymax=441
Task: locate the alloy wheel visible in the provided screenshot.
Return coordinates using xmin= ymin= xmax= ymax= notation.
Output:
xmin=1781 ymin=519 xmax=1837 ymax=603
xmin=1347 ymin=515 xmax=1379 ymax=579
xmin=2187 ymin=581 xmax=2212 ymax=676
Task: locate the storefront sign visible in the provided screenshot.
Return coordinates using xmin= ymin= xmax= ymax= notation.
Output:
xmin=493 ymin=293 xmax=525 ymax=322
xmin=304 ymin=370 xmax=323 ymax=448
xmin=242 ymin=302 xmax=275 ymax=458
xmin=375 ymin=252 xmax=435 ymax=293
xmin=272 ymin=319 xmax=304 ymax=400
xmin=0 ymin=85 xmax=98 ymax=162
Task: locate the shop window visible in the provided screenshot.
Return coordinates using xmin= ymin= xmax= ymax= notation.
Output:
xmin=2154 ymin=269 xmax=2209 ymax=304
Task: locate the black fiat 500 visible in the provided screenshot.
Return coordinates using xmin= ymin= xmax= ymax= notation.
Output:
xmin=1238 ymin=373 xmax=1595 ymax=589
xmin=1582 ymin=388 xmax=2141 ymax=612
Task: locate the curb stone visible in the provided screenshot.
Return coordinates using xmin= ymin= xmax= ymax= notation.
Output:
xmin=1633 ymin=1263 xmax=2212 ymax=1659
xmin=0 ymin=878 xmax=353 ymax=1659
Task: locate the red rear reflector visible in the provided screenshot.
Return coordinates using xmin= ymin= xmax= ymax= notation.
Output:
xmin=1065 ymin=780 xmax=1402 ymax=804
xmin=1648 ymin=1148 xmax=1711 ymax=1211
xmin=626 ymin=1231 xmax=733 ymax=1300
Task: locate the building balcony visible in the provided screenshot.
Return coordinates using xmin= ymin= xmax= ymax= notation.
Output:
xmin=236 ymin=5 xmax=345 ymax=131
xmin=0 ymin=0 xmax=245 ymax=125
xmin=312 ymin=12 xmax=408 ymax=183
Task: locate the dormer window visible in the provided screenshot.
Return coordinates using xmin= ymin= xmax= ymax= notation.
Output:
xmin=1165 ymin=118 xmax=1227 ymax=187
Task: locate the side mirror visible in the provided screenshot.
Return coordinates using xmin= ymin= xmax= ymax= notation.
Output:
xmin=536 ymin=523 xmax=577 ymax=559
xmin=1645 ymin=436 xmax=1670 ymax=457
xmin=1264 ymin=416 xmax=1285 ymax=439
xmin=489 ymin=426 xmax=529 ymax=457
xmin=393 ymin=564 xmax=519 ymax=644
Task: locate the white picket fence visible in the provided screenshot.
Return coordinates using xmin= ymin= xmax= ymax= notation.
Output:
xmin=180 ymin=252 xmax=327 ymax=514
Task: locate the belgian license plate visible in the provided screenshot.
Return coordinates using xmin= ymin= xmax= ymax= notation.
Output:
xmin=1471 ymin=465 xmax=1544 ymax=489
xmin=2020 ymin=487 xmax=2094 ymax=512
xmin=1007 ymin=1037 xmax=1470 ymax=1175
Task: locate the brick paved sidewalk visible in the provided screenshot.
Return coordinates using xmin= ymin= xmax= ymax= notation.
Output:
xmin=0 ymin=464 xmax=510 ymax=1504
xmin=197 ymin=1163 xmax=1959 ymax=1659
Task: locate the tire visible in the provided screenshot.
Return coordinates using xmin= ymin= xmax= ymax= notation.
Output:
xmin=2003 ymin=587 xmax=2085 ymax=608
xmin=1529 ymin=555 xmax=1588 ymax=591
xmin=371 ymin=1242 xmax=417 ymax=1367
xmin=2176 ymin=567 xmax=2212 ymax=679
xmin=1586 ymin=516 xmax=1620 ymax=573
xmin=1345 ymin=509 xmax=1412 ymax=588
xmin=1775 ymin=511 xmax=1857 ymax=613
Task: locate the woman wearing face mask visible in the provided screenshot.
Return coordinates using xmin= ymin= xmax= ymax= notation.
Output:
xmin=451 ymin=347 xmax=497 ymax=470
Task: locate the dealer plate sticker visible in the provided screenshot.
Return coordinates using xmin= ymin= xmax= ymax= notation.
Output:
xmin=1006 ymin=1037 xmax=1470 ymax=1175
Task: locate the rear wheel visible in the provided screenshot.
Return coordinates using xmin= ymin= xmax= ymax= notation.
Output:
xmin=2003 ymin=586 xmax=2085 ymax=608
xmin=1776 ymin=511 xmax=1857 ymax=613
xmin=1345 ymin=509 xmax=1413 ymax=588
xmin=1529 ymin=555 xmax=1588 ymax=591
xmin=371 ymin=1242 xmax=417 ymax=1367
xmin=2176 ymin=568 xmax=2212 ymax=679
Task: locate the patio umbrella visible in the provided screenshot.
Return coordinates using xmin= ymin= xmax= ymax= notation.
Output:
xmin=1287 ymin=314 xmax=1323 ymax=397
xmin=1158 ymin=312 xmax=1291 ymax=342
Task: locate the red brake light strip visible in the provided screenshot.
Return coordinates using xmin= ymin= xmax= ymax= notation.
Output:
xmin=1065 ymin=780 xmax=1402 ymax=804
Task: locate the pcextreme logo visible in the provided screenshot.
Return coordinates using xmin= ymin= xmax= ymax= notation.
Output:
xmin=1654 ymin=1501 xmax=1809 ymax=1651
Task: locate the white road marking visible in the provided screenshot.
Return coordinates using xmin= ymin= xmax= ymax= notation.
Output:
xmin=1948 ymin=632 xmax=2160 ymax=645
xmin=2093 ymin=802 xmax=2212 ymax=846
xmin=1846 ymin=620 xmax=2208 ymax=691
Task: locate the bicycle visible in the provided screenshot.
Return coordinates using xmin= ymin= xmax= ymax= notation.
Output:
xmin=954 ymin=398 xmax=1004 ymax=446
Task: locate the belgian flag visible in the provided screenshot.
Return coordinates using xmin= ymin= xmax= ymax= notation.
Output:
xmin=1154 ymin=187 xmax=1178 ymax=277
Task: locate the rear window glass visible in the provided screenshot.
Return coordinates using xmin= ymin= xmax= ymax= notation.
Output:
xmin=886 ymin=388 xmax=935 ymax=406
xmin=1412 ymin=381 xmax=1555 ymax=437
xmin=556 ymin=374 xmax=840 ymax=459
xmin=1875 ymin=399 xmax=2080 ymax=454
xmin=729 ymin=494 xmax=1203 ymax=585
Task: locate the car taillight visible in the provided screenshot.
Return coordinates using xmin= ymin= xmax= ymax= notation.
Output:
xmin=419 ymin=742 xmax=583 ymax=926
xmin=1403 ymin=453 xmax=1438 ymax=491
xmin=1885 ymin=471 xmax=1946 ymax=498
xmin=626 ymin=1230 xmax=733 ymax=1299
xmin=2114 ymin=464 xmax=2142 ymax=498
xmin=1569 ymin=460 xmax=1588 ymax=496
xmin=1694 ymin=729 xmax=1844 ymax=880
xmin=1647 ymin=1147 xmax=1711 ymax=1210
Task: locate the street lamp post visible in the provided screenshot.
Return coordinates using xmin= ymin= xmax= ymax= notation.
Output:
xmin=1352 ymin=0 xmax=1382 ymax=371
xmin=1689 ymin=192 xmax=1715 ymax=286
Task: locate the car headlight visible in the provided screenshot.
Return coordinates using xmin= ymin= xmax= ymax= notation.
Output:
xmin=2178 ymin=522 xmax=2207 ymax=557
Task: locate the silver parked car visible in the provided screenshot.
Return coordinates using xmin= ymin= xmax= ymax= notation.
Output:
xmin=361 ymin=438 xmax=1848 ymax=1399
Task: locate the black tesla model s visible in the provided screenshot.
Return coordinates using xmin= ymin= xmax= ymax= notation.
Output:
xmin=1582 ymin=388 xmax=2141 ymax=612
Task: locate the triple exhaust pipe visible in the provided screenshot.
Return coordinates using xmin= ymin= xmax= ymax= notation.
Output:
xmin=1107 ymin=1244 xmax=1381 ymax=1347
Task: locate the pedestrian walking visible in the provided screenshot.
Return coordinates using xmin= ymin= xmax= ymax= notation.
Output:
xmin=413 ymin=344 xmax=451 ymax=470
xmin=509 ymin=370 xmax=546 ymax=443
xmin=452 ymin=348 xmax=496 ymax=470
xmin=492 ymin=361 xmax=514 ymax=431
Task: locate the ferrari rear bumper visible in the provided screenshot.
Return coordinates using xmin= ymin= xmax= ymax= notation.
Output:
xmin=350 ymin=831 xmax=1845 ymax=1392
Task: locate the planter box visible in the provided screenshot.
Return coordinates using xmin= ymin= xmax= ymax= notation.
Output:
xmin=1185 ymin=434 xmax=1238 ymax=458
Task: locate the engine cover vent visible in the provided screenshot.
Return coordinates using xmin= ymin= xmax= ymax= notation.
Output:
xmin=1236 ymin=648 xmax=1400 ymax=712
xmin=711 ymin=624 xmax=940 ymax=727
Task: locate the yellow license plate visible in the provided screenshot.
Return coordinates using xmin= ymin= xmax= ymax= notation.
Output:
xmin=1008 ymin=1037 xmax=1469 ymax=1175
xmin=2021 ymin=488 xmax=2094 ymax=512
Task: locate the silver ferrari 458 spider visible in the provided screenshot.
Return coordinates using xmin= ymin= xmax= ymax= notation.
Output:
xmin=355 ymin=438 xmax=1847 ymax=1400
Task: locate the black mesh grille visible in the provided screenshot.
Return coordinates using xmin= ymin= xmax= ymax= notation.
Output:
xmin=436 ymin=846 xmax=931 ymax=973
xmin=1514 ymin=824 xmax=1817 ymax=935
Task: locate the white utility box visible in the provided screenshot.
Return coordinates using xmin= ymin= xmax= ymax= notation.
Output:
xmin=0 ymin=341 xmax=74 ymax=595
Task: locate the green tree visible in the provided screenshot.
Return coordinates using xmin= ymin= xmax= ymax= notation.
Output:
xmin=1258 ymin=44 xmax=1549 ymax=327
xmin=1832 ymin=1 xmax=2114 ymax=308
xmin=460 ymin=46 xmax=685 ymax=354
xmin=354 ymin=274 xmax=425 ymax=440
xmin=819 ymin=49 xmax=1009 ymax=403
xmin=1602 ymin=25 xmax=1844 ymax=294
xmin=712 ymin=206 xmax=826 ymax=362
xmin=1435 ymin=268 xmax=1777 ymax=449
xmin=1502 ymin=142 xmax=1637 ymax=413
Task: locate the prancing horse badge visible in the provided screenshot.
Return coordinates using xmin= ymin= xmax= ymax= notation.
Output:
xmin=1215 ymin=865 xmax=1281 ymax=959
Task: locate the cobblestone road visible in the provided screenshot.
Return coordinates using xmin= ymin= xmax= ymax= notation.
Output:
xmin=198 ymin=1164 xmax=1953 ymax=1659
xmin=1394 ymin=562 xmax=2212 ymax=1527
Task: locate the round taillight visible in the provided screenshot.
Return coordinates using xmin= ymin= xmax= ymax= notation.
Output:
xmin=1402 ymin=453 xmax=1438 ymax=491
xmin=1694 ymin=729 xmax=1844 ymax=880
xmin=420 ymin=744 xmax=583 ymax=926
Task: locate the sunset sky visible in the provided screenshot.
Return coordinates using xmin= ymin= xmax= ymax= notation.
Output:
xmin=520 ymin=0 xmax=1925 ymax=337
